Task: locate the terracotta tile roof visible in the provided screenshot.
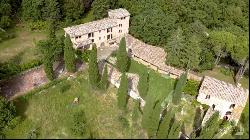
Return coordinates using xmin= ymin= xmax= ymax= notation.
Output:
xmin=199 ymin=76 xmax=249 ymax=106
xmin=64 ymin=18 xmax=118 ymax=37
xmin=108 ymin=8 xmax=130 ymax=18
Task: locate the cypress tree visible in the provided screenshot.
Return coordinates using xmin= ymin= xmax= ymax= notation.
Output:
xmin=146 ymin=101 xmax=162 ymax=138
xmin=88 ymin=44 xmax=99 ymax=88
xmin=117 ymin=73 xmax=128 ymax=110
xmin=64 ymin=34 xmax=76 ymax=72
xmin=37 ymin=40 xmax=54 ymax=80
xmin=132 ymin=100 xmax=141 ymax=122
xmin=138 ymin=70 xmax=149 ymax=99
xmin=116 ymin=37 xmax=129 ymax=72
xmin=168 ymin=120 xmax=182 ymax=139
xmin=198 ymin=111 xmax=221 ymax=139
xmin=157 ymin=109 xmax=175 ymax=139
xmin=172 ymin=72 xmax=187 ymax=105
xmin=99 ymin=64 xmax=108 ymax=90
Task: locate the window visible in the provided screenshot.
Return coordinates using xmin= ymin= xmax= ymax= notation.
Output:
xmin=107 ymin=35 xmax=111 ymax=40
xmin=119 ymin=30 xmax=122 ymax=33
xmin=229 ymin=104 xmax=235 ymax=109
xmin=225 ymin=111 xmax=232 ymax=115
xmin=99 ymin=37 xmax=101 ymax=40
xmin=91 ymin=39 xmax=94 ymax=43
xmin=99 ymin=30 xmax=101 ymax=33
xmin=119 ymin=24 xmax=122 ymax=27
xmin=107 ymin=28 xmax=112 ymax=33
xmin=78 ymin=36 xmax=81 ymax=38
xmin=88 ymin=32 xmax=94 ymax=38
xmin=205 ymin=95 xmax=210 ymax=99
xmin=212 ymin=104 xmax=215 ymax=110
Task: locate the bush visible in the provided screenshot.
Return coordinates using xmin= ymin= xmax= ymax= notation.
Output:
xmin=0 ymin=59 xmax=42 ymax=80
xmin=0 ymin=30 xmax=16 ymax=43
xmin=219 ymin=67 xmax=233 ymax=76
xmin=183 ymin=80 xmax=200 ymax=96
xmin=71 ymin=110 xmax=89 ymax=137
xmin=27 ymin=21 xmax=48 ymax=31
xmin=81 ymin=50 xmax=91 ymax=63
xmin=118 ymin=115 xmax=129 ymax=128
xmin=26 ymin=128 xmax=40 ymax=139
xmin=0 ymin=96 xmax=16 ymax=132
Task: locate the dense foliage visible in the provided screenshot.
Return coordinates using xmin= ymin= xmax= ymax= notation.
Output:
xmin=138 ymin=70 xmax=149 ymax=99
xmin=0 ymin=96 xmax=16 ymax=138
xmin=99 ymin=64 xmax=108 ymax=90
xmin=116 ymin=37 xmax=129 ymax=73
xmin=172 ymin=72 xmax=187 ymax=105
xmin=117 ymin=73 xmax=128 ymax=110
xmin=71 ymin=110 xmax=90 ymax=137
xmin=64 ymin=35 xmax=76 ymax=73
xmin=88 ymin=44 xmax=100 ymax=88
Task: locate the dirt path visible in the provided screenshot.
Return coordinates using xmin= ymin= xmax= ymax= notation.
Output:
xmin=0 ymin=60 xmax=86 ymax=100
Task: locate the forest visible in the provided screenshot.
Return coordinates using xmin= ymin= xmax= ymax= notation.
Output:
xmin=1 ymin=0 xmax=249 ymax=84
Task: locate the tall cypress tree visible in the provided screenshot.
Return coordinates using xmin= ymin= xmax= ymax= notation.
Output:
xmin=116 ymin=37 xmax=129 ymax=72
xmin=168 ymin=120 xmax=182 ymax=139
xmin=117 ymin=73 xmax=128 ymax=110
xmin=64 ymin=34 xmax=76 ymax=72
xmin=172 ymin=72 xmax=187 ymax=105
xmin=99 ymin=64 xmax=108 ymax=90
xmin=88 ymin=44 xmax=99 ymax=88
xmin=198 ymin=111 xmax=221 ymax=139
xmin=157 ymin=108 xmax=175 ymax=139
xmin=138 ymin=70 xmax=149 ymax=99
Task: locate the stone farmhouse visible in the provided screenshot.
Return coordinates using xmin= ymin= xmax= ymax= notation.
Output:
xmin=63 ymin=8 xmax=248 ymax=124
xmin=64 ymin=8 xmax=130 ymax=49
xmin=198 ymin=76 xmax=249 ymax=124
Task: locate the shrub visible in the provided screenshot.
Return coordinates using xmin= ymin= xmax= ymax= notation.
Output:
xmin=27 ymin=21 xmax=48 ymax=31
xmin=118 ymin=115 xmax=129 ymax=128
xmin=0 ymin=96 xmax=16 ymax=132
xmin=82 ymin=50 xmax=91 ymax=63
xmin=71 ymin=110 xmax=89 ymax=137
xmin=219 ymin=67 xmax=233 ymax=76
xmin=26 ymin=128 xmax=40 ymax=139
xmin=183 ymin=80 xmax=200 ymax=96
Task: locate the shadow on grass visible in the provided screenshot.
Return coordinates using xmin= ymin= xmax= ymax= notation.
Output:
xmin=13 ymin=97 xmax=30 ymax=119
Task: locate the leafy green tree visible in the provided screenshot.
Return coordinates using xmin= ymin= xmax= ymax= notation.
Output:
xmin=209 ymin=30 xmax=236 ymax=66
xmin=92 ymin=0 xmax=110 ymax=20
xmin=0 ymin=0 xmax=12 ymax=29
xmin=99 ymin=64 xmax=108 ymax=90
xmin=63 ymin=0 xmax=85 ymax=21
xmin=117 ymin=73 xmax=128 ymax=110
xmin=88 ymin=44 xmax=99 ymax=88
xmin=116 ymin=37 xmax=129 ymax=72
xmin=64 ymin=34 xmax=76 ymax=72
xmin=0 ymin=96 xmax=16 ymax=132
xmin=181 ymin=35 xmax=201 ymax=70
xmin=172 ymin=72 xmax=187 ymax=105
xmin=231 ymin=35 xmax=249 ymax=84
xmin=43 ymin=0 xmax=61 ymax=20
xmin=138 ymin=70 xmax=149 ymax=99
xmin=165 ymin=27 xmax=185 ymax=68
xmin=198 ymin=111 xmax=221 ymax=139
xmin=157 ymin=108 xmax=175 ymax=139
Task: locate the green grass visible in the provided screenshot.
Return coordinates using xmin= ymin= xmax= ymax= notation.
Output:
xmin=197 ymin=67 xmax=249 ymax=89
xmin=3 ymin=71 xmax=146 ymax=139
xmin=0 ymin=26 xmax=46 ymax=64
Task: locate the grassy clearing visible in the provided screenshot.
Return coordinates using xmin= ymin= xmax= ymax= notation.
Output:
xmin=3 ymin=71 xmax=146 ymax=139
xmin=0 ymin=26 xmax=46 ymax=64
xmin=197 ymin=67 xmax=249 ymax=89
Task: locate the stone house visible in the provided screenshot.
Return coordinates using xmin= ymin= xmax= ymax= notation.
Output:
xmin=197 ymin=76 xmax=249 ymax=123
xmin=63 ymin=8 xmax=130 ymax=49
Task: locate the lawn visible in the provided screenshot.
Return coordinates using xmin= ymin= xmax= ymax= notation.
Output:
xmin=3 ymin=71 xmax=147 ymax=139
xmin=0 ymin=26 xmax=47 ymax=64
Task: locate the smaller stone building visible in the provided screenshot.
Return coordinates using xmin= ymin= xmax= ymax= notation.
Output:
xmin=64 ymin=8 xmax=130 ymax=49
xmin=197 ymin=76 xmax=249 ymax=123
